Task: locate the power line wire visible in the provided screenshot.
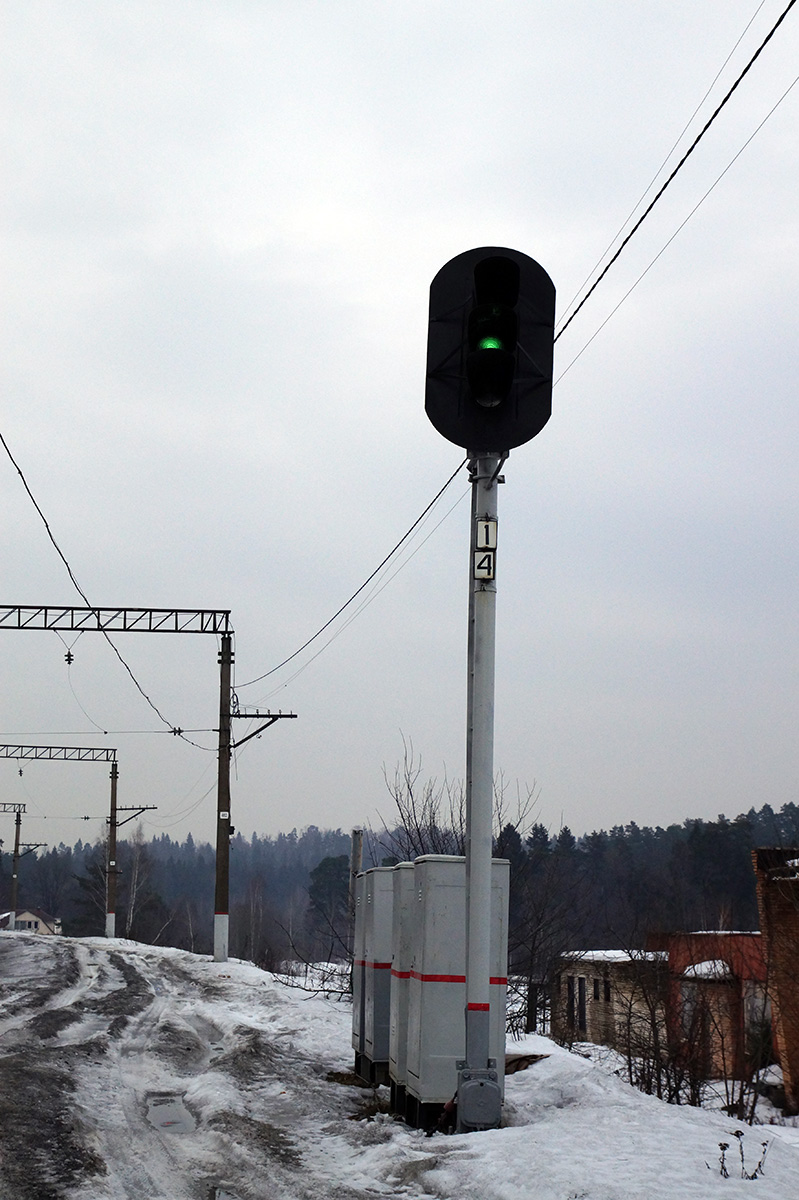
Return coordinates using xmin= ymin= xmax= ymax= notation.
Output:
xmin=239 ymin=32 xmax=798 ymax=700
xmin=6 ymin=6 xmax=794 ymax=729
xmin=144 ymin=781 xmax=217 ymax=829
xmin=237 ymin=456 xmax=468 ymax=688
xmin=246 ymin=484 xmax=471 ymax=709
xmin=62 ymin=652 xmax=107 ymax=734
xmin=556 ymin=0 xmax=769 ymax=328
xmin=237 ymin=25 xmax=797 ymax=699
xmin=249 ymin=2 xmax=796 ymax=696
xmin=0 ymin=729 xmax=214 ymax=736
xmin=554 ymin=70 xmax=799 ymax=385
xmin=555 ymin=0 xmax=797 ymax=344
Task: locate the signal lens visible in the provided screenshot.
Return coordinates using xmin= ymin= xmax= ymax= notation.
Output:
xmin=477 ymin=336 xmax=504 ymax=351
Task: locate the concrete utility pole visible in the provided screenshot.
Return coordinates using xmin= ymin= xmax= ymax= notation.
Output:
xmin=0 ymin=805 xmax=43 ymax=928
xmin=0 ymin=606 xmax=233 ymax=946
xmin=214 ymin=632 xmax=233 ymax=962
xmin=0 ymin=611 xmax=297 ymax=961
xmin=221 ymin=704 xmax=298 ymax=962
xmin=10 ymin=809 xmax=22 ymax=931
xmin=106 ymin=761 xmax=118 ymax=937
xmin=0 ymin=746 xmax=125 ymax=936
xmin=105 ymin=792 xmax=158 ymax=939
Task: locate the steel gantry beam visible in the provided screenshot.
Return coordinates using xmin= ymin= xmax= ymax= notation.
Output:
xmin=0 ymin=744 xmax=120 ymax=933
xmin=0 ymin=606 xmax=231 ymax=634
xmin=0 ymin=803 xmax=45 ymax=932
xmin=0 ymin=602 xmax=237 ymax=960
xmin=0 ymin=745 xmax=117 ymax=763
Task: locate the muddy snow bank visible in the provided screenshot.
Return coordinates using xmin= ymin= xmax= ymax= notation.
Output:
xmin=1 ymin=933 xmax=799 ymax=1199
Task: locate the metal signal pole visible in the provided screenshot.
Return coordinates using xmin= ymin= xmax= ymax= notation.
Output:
xmin=457 ymin=453 xmax=505 ymax=1129
xmin=464 ymin=454 xmax=501 ymax=1064
xmin=219 ymin=704 xmax=297 ymax=962
xmin=425 ymin=247 xmax=555 ymax=1132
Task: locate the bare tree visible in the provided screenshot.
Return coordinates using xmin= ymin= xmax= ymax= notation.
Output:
xmin=377 ymin=741 xmax=539 ymax=863
xmin=123 ymin=825 xmax=148 ymax=938
xmin=379 ymin=740 xmax=557 ymax=1034
xmin=508 ymin=845 xmax=587 ymax=1036
xmin=377 ymin=740 xmax=464 ymax=861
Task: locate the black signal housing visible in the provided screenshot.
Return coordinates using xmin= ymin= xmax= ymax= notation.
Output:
xmin=425 ymin=246 xmax=555 ymax=452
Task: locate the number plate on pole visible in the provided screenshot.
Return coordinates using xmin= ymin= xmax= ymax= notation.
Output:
xmin=476 ymin=520 xmax=497 ymax=549
xmin=474 ymin=551 xmax=495 ymax=580
xmin=474 ymin=519 xmax=497 ymax=579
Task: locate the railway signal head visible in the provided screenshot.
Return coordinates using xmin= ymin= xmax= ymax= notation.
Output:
xmin=425 ymin=246 xmax=556 ymax=453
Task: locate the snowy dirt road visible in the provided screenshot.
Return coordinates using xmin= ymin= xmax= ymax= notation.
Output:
xmin=0 ymin=935 xmax=389 ymax=1200
xmin=2 ymin=933 xmax=799 ymax=1200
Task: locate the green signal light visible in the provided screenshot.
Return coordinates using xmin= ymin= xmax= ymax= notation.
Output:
xmin=477 ymin=335 xmax=504 ymax=351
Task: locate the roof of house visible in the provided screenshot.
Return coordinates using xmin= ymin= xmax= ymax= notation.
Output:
xmin=561 ymin=949 xmax=665 ymax=964
xmin=0 ymin=908 xmax=60 ymax=927
xmin=682 ymin=958 xmax=734 ymax=980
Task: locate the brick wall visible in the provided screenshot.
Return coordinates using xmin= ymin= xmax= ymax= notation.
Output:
xmin=752 ymin=848 xmax=799 ymax=1113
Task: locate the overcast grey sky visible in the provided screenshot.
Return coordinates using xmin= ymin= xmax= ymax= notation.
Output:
xmin=1 ymin=1 xmax=797 ymax=855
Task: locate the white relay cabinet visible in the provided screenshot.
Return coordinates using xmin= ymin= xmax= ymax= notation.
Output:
xmin=388 ymin=861 xmax=416 ymax=1111
xmin=351 ymin=871 xmax=367 ymax=1076
xmin=353 ymin=866 xmax=394 ymax=1084
xmin=403 ymin=855 xmax=509 ymax=1124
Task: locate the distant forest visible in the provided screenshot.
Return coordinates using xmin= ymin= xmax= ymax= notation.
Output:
xmin=2 ymin=802 xmax=797 ymax=975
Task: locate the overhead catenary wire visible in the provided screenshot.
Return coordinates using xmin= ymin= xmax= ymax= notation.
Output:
xmin=66 ymin=663 xmax=107 ymax=735
xmin=151 ymin=757 xmax=218 ymax=821
xmin=143 ymin=780 xmax=217 ymax=830
xmin=0 ymin=429 xmax=215 ymax=753
xmin=4 ymin=4 xmax=795 ymax=765
xmin=555 ymin=0 xmax=798 ymax=344
xmin=0 ymin=729 xmax=215 ymax=736
xmin=23 ymin=813 xmax=105 ymax=822
xmin=52 ymin=629 xmax=107 ymax=734
xmin=14 ymin=773 xmax=47 ymax=818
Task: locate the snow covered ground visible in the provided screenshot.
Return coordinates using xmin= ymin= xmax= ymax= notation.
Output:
xmin=1 ymin=932 xmax=799 ymax=1200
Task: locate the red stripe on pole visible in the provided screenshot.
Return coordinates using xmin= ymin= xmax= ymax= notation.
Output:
xmin=410 ymin=970 xmax=467 ymax=983
xmin=467 ymin=1002 xmax=490 ymax=1011
xmin=391 ymin=969 xmax=411 ymax=979
xmin=490 ymin=976 xmax=508 ymax=985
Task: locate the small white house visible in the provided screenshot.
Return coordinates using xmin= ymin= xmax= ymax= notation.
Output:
xmin=0 ymin=908 xmax=62 ymax=935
